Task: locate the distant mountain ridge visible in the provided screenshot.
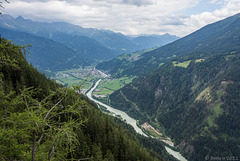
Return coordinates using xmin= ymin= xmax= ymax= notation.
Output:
xmin=0 ymin=14 xmax=179 ymax=71
xmin=0 ymin=14 xmax=179 ymax=54
xmin=0 ymin=15 xmax=118 ymax=67
xmin=131 ymin=34 xmax=178 ymax=50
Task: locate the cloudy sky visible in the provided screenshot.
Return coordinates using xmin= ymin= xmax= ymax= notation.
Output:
xmin=2 ymin=0 xmax=240 ymax=37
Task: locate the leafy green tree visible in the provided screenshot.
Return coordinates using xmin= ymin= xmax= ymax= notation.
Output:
xmin=0 ymin=37 xmax=84 ymax=160
xmin=0 ymin=86 xmax=87 ymax=160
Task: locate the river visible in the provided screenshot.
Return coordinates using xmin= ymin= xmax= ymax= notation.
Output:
xmin=86 ymin=79 xmax=147 ymax=136
xmin=86 ymin=79 xmax=187 ymax=161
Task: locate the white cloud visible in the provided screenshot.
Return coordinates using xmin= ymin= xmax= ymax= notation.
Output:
xmin=4 ymin=0 xmax=240 ymax=37
xmin=175 ymin=0 xmax=240 ymax=36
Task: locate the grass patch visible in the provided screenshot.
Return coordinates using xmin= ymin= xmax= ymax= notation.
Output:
xmin=147 ymin=129 xmax=163 ymax=138
xmin=195 ymin=87 xmax=212 ymax=102
xmin=93 ymin=76 xmax=136 ymax=96
xmin=93 ymin=96 xmax=108 ymax=104
xmin=151 ymin=120 xmax=166 ymax=135
xmin=56 ymin=76 xmax=93 ymax=89
xmin=79 ymin=81 xmax=93 ymax=90
xmin=212 ymin=104 xmax=223 ymax=117
xmin=103 ymin=77 xmax=134 ymax=90
xmin=195 ymin=58 xmax=205 ymax=63
xmin=172 ymin=60 xmax=192 ymax=68
xmin=158 ymin=63 xmax=164 ymax=67
xmin=206 ymin=103 xmax=223 ymax=128
xmin=94 ymin=88 xmax=113 ymax=96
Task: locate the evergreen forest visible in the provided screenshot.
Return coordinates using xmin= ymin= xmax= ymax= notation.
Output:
xmin=0 ymin=36 xmax=173 ymax=160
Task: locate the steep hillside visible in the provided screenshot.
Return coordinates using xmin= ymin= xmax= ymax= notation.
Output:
xmin=98 ymin=13 xmax=240 ymax=77
xmin=0 ymin=37 xmax=174 ymax=160
xmin=107 ymin=13 xmax=240 ymax=160
xmin=0 ymin=27 xmax=88 ymax=71
xmin=109 ymin=49 xmax=240 ymax=160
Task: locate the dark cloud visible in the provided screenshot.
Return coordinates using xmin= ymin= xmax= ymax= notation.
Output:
xmin=122 ymin=0 xmax=153 ymax=6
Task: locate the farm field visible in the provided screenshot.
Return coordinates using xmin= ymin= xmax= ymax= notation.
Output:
xmin=51 ymin=67 xmax=135 ymax=96
xmin=93 ymin=76 xmax=136 ymax=97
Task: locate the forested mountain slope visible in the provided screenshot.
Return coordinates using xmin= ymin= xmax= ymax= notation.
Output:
xmin=0 ymin=27 xmax=88 ymax=71
xmin=97 ymin=13 xmax=240 ymax=77
xmin=50 ymin=32 xmax=117 ymax=61
xmin=109 ymin=50 xmax=240 ymax=160
xmin=0 ymin=37 xmax=173 ymax=160
xmin=107 ymin=13 xmax=240 ymax=160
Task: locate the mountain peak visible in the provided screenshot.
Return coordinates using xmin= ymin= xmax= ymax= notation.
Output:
xmin=16 ymin=16 xmax=25 ymax=20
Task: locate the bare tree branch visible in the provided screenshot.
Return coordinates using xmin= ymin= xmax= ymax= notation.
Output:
xmin=48 ymin=144 xmax=55 ymax=161
xmin=44 ymin=97 xmax=65 ymax=120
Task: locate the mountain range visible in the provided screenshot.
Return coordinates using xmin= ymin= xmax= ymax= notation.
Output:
xmin=97 ymin=13 xmax=240 ymax=77
xmin=0 ymin=27 xmax=88 ymax=71
xmin=0 ymin=14 xmax=179 ymax=71
xmin=105 ymin=13 xmax=240 ymax=160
